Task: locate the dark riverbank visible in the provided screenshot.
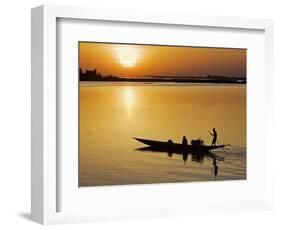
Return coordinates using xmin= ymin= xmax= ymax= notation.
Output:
xmin=80 ymin=77 xmax=246 ymax=84
xmin=79 ymin=69 xmax=246 ymax=84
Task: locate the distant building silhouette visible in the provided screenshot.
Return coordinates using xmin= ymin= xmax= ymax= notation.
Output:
xmin=80 ymin=68 xmax=103 ymax=81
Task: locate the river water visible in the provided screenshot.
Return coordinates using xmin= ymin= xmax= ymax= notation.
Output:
xmin=79 ymin=83 xmax=246 ymax=186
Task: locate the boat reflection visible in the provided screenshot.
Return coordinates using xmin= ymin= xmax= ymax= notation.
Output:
xmin=135 ymin=146 xmax=224 ymax=178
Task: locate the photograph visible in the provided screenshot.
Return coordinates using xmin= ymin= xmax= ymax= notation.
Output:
xmin=79 ymin=42 xmax=247 ymax=187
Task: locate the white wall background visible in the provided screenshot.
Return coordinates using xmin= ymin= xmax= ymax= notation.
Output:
xmin=0 ymin=0 xmax=280 ymax=229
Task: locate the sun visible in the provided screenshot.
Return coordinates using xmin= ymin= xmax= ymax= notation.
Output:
xmin=115 ymin=46 xmax=139 ymax=68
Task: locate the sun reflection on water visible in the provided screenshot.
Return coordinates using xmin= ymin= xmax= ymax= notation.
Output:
xmin=123 ymin=86 xmax=135 ymax=118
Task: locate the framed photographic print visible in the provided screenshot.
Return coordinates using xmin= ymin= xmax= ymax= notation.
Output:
xmin=78 ymin=42 xmax=246 ymax=187
xmin=31 ymin=5 xmax=274 ymax=225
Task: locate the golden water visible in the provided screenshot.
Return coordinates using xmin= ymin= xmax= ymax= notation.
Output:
xmin=79 ymin=83 xmax=246 ymax=186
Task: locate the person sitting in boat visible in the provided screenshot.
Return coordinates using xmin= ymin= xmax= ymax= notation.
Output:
xmin=167 ymin=139 xmax=173 ymax=147
xmin=209 ymin=128 xmax=217 ymax=146
xmin=182 ymin=136 xmax=188 ymax=147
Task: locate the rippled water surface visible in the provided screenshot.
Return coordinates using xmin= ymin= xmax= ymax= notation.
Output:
xmin=79 ymin=83 xmax=246 ymax=186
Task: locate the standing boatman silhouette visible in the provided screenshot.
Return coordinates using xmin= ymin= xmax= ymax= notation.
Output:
xmin=209 ymin=128 xmax=217 ymax=146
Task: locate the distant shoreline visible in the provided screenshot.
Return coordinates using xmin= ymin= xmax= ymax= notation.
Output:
xmin=79 ymin=68 xmax=247 ymax=84
xmin=79 ymin=69 xmax=246 ymax=84
xmin=79 ymin=78 xmax=246 ymax=84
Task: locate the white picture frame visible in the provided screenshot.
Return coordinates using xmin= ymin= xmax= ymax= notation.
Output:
xmin=31 ymin=4 xmax=274 ymax=225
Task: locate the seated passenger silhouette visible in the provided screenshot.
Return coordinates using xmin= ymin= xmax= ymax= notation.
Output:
xmin=182 ymin=136 xmax=188 ymax=147
xmin=167 ymin=139 xmax=173 ymax=146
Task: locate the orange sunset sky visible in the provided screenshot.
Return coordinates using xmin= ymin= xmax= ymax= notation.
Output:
xmin=79 ymin=42 xmax=246 ymax=78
